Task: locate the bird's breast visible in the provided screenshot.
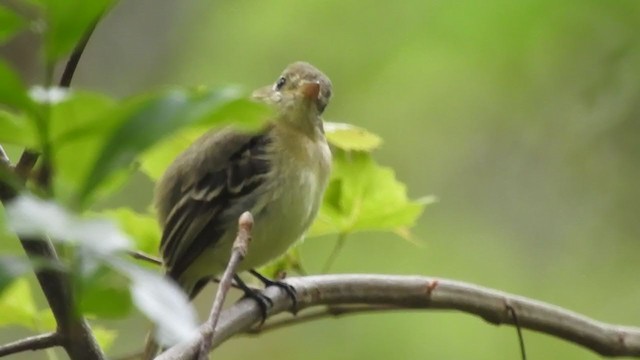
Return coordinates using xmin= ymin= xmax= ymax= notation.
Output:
xmin=239 ymin=129 xmax=331 ymax=270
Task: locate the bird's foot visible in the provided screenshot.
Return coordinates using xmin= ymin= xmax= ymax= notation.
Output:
xmin=249 ymin=269 xmax=298 ymax=314
xmin=234 ymin=275 xmax=272 ymax=325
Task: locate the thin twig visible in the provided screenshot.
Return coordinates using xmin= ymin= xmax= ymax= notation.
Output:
xmin=59 ymin=20 xmax=99 ymax=87
xmin=0 ymin=332 xmax=61 ymax=357
xmin=156 ymin=275 xmax=640 ymax=360
xmin=127 ymin=250 xmax=163 ymax=266
xmin=321 ymin=233 xmax=346 ymax=273
xmin=14 ymin=150 xmax=39 ymax=183
xmin=507 ymin=304 xmax=527 ymax=360
xmin=198 ymin=211 xmax=253 ymax=360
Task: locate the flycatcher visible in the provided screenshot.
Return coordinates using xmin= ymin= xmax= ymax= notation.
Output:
xmin=155 ymin=61 xmax=332 ymax=301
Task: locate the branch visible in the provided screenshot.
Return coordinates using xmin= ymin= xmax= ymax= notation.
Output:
xmin=0 ymin=332 xmax=61 ymax=357
xmin=0 ymin=18 xmax=108 ymax=360
xmin=244 ymin=304 xmax=401 ymax=334
xmin=198 ymin=211 xmax=252 ymax=360
xmin=157 ymin=275 xmax=640 ymax=360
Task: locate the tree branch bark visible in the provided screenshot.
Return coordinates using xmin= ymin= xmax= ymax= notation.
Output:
xmin=156 ymin=275 xmax=640 ymax=360
xmin=0 ymin=8 xmax=112 ymax=360
xmin=0 ymin=332 xmax=61 ymax=357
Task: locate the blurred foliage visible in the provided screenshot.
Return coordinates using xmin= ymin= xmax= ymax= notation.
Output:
xmin=1 ymin=0 xmax=640 ymax=359
xmin=0 ymin=0 xmax=427 ymax=358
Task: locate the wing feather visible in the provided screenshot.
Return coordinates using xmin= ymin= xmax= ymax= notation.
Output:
xmin=156 ymin=128 xmax=273 ymax=286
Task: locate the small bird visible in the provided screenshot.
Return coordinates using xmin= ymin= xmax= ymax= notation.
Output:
xmin=144 ymin=62 xmax=333 ymax=358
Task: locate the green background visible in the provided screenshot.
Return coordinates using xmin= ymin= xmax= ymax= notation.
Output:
xmin=2 ymin=0 xmax=640 ymax=359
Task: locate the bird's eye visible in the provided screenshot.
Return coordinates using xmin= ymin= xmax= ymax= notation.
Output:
xmin=275 ymin=76 xmax=286 ymax=90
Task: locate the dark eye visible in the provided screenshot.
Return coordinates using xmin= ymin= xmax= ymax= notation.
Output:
xmin=275 ymin=76 xmax=286 ymax=90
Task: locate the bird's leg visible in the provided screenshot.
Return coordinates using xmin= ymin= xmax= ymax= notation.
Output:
xmin=249 ymin=269 xmax=298 ymax=314
xmin=233 ymin=274 xmax=272 ymax=324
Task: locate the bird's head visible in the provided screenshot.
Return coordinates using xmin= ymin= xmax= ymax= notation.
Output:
xmin=252 ymin=62 xmax=332 ymax=118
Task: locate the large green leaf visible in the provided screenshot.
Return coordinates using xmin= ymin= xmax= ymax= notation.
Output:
xmin=0 ymin=110 xmax=37 ymax=148
xmin=80 ymin=88 xmax=269 ymax=204
xmin=0 ymin=5 xmax=27 ymax=44
xmin=77 ymin=265 xmax=132 ymax=318
xmin=309 ymin=150 xmax=432 ymax=237
xmin=0 ymin=60 xmax=33 ymax=111
xmin=139 ymin=94 xmax=269 ymax=181
xmin=48 ymin=90 xmax=117 ymax=204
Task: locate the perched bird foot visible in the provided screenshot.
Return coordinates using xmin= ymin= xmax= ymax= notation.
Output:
xmin=250 ymin=269 xmax=298 ymax=314
xmin=234 ymin=275 xmax=272 ymax=324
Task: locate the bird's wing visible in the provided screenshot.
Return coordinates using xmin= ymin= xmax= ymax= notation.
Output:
xmin=159 ymin=129 xmax=273 ymax=286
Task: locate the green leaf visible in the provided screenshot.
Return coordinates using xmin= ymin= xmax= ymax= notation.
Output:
xmin=78 ymin=90 xmax=190 ymax=203
xmin=33 ymin=0 xmax=113 ymax=61
xmin=102 ymin=208 xmax=160 ymax=255
xmin=0 ymin=110 xmax=37 ymax=148
xmin=0 ymin=60 xmax=33 ymax=111
xmin=93 ymin=326 xmax=118 ymax=352
xmin=36 ymin=308 xmax=55 ymax=330
xmin=309 ymin=150 xmax=432 ymax=237
xmin=0 ymin=5 xmax=27 ymax=44
xmin=48 ymin=90 xmax=117 ymax=203
xmin=325 ymin=122 xmax=383 ymax=151
xmin=138 ymin=91 xmax=270 ymax=181
xmin=258 ymin=246 xmax=305 ymax=279
xmin=81 ymin=87 xmax=269 ymax=203
xmin=78 ymin=265 xmax=132 ymax=318
xmin=0 ymin=278 xmax=39 ymax=330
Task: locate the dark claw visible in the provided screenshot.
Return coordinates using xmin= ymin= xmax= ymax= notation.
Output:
xmin=234 ymin=275 xmax=272 ymax=324
xmin=249 ymin=269 xmax=298 ymax=314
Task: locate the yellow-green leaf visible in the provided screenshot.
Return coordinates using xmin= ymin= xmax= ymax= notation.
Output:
xmin=0 ymin=5 xmax=26 ymax=44
xmin=309 ymin=150 xmax=432 ymax=237
xmin=0 ymin=278 xmax=39 ymax=330
xmin=93 ymin=326 xmax=118 ymax=352
xmin=103 ymin=208 xmax=160 ymax=255
xmin=324 ymin=122 xmax=383 ymax=151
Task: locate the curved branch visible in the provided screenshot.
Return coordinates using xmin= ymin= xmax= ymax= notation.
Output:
xmin=157 ymin=275 xmax=640 ymax=360
xmin=0 ymin=332 xmax=61 ymax=357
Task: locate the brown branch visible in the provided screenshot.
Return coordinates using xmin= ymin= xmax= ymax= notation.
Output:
xmin=14 ymin=150 xmax=39 ymax=184
xmin=245 ymin=304 xmax=400 ymax=334
xmin=0 ymin=332 xmax=62 ymax=357
xmin=198 ymin=212 xmax=253 ymax=360
xmin=18 ymin=239 xmax=104 ymax=359
xmin=0 ymin=14 xmax=109 ymax=360
xmin=156 ymin=275 xmax=640 ymax=360
xmin=59 ymin=20 xmax=98 ymax=88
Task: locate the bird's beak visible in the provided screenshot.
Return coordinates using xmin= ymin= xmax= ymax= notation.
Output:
xmin=300 ymin=81 xmax=320 ymax=100
xmin=251 ymin=85 xmax=273 ymax=101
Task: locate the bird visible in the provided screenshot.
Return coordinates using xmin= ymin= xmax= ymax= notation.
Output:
xmin=144 ymin=61 xmax=332 ymax=358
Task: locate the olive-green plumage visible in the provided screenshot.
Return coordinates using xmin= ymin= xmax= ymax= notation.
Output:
xmin=155 ymin=61 xmax=332 ymax=298
xmin=143 ymin=62 xmax=333 ymax=359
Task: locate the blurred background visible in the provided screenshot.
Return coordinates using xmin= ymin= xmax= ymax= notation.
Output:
xmin=2 ymin=0 xmax=640 ymax=359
